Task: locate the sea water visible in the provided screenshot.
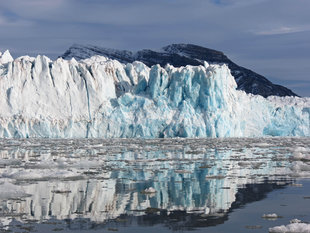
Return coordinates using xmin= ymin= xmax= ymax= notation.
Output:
xmin=0 ymin=137 xmax=309 ymax=232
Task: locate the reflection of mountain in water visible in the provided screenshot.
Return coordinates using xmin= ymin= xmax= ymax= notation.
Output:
xmin=0 ymin=138 xmax=307 ymax=231
xmin=124 ymin=182 xmax=287 ymax=231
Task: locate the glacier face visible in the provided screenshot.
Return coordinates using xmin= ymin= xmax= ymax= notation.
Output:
xmin=0 ymin=50 xmax=309 ymax=138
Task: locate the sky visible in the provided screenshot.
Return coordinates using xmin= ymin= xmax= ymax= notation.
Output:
xmin=0 ymin=0 xmax=309 ymax=96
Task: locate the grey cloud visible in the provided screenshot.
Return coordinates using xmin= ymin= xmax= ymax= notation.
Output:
xmin=253 ymin=26 xmax=310 ymax=36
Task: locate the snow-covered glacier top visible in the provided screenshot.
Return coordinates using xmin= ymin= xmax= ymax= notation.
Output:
xmin=0 ymin=50 xmax=309 ymax=138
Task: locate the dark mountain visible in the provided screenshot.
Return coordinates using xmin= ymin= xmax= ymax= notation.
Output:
xmin=61 ymin=43 xmax=297 ymax=97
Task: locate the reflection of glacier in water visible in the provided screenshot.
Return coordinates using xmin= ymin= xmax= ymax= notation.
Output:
xmin=0 ymin=137 xmax=309 ymax=232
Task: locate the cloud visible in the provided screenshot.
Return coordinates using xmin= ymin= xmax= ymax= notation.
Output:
xmin=210 ymin=0 xmax=268 ymax=7
xmin=1 ymin=0 xmax=65 ymax=9
xmin=0 ymin=14 xmax=32 ymax=27
xmin=254 ymin=25 xmax=310 ymax=36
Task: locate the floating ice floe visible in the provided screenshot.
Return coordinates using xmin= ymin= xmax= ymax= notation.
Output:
xmin=269 ymin=219 xmax=310 ymax=233
xmin=292 ymin=147 xmax=310 ymax=161
xmin=0 ymin=179 xmax=30 ymax=199
xmin=262 ymin=213 xmax=281 ymax=219
xmin=289 ymin=147 xmax=310 ymax=177
xmin=205 ymin=174 xmax=226 ymax=180
xmin=142 ymin=187 xmax=156 ymax=194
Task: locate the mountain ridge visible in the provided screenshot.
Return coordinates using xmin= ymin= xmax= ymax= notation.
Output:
xmin=61 ymin=43 xmax=297 ymax=97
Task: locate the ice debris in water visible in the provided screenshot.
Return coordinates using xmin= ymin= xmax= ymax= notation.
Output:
xmin=292 ymin=147 xmax=310 ymax=161
xmin=0 ymin=50 xmax=309 ymax=138
xmin=205 ymin=174 xmax=226 ymax=179
xmin=0 ymin=179 xmax=29 ymax=199
xmin=290 ymin=219 xmax=302 ymax=224
xmin=262 ymin=213 xmax=281 ymax=219
xmin=0 ymin=137 xmax=308 ymax=225
xmin=269 ymin=219 xmax=310 ymax=233
xmin=290 ymin=147 xmax=310 ymax=177
xmin=142 ymin=187 xmax=156 ymax=194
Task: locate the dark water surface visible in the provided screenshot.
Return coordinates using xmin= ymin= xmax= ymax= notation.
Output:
xmin=0 ymin=137 xmax=309 ymax=232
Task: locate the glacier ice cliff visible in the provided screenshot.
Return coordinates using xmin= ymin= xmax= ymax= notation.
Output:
xmin=0 ymin=50 xmax=309 ymax=138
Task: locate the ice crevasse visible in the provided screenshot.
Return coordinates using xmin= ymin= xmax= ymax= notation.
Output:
xmin=0 ymin=50 xmax=309 ymax=138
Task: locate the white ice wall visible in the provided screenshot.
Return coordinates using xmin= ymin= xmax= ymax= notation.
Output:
xmin=0 ymin=51 xmax=309 ymax=138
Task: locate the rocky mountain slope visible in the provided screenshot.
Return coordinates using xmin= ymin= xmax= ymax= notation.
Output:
xmin=61 ymin=43 xmax=297 ymax=97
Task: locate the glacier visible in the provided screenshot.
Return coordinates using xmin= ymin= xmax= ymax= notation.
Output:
xmin=0 ymin=50 xmax=309 ymax=138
